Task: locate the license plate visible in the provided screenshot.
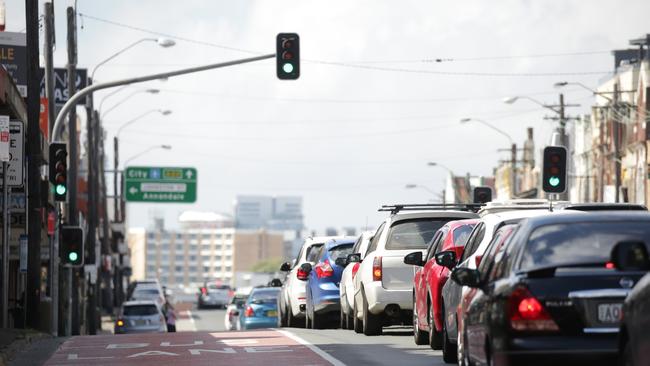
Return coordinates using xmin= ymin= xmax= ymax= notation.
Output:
xmin=266 ymin=310 xmax=278 ymax=317
xmin=597 ymin=303 xmax=623 ymax=324
xmin=134 ymin=319 xmax=147 ymax=326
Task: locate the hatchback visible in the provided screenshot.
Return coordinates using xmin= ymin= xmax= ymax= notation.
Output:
xmin=239 ymin=287 xmax=281 ymax=330
xmin=114 ymin=300 xmax=166 ymax=334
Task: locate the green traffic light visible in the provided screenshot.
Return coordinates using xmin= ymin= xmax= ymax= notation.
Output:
xmin=69 ymin=252 xmax=78 ymax=262
xmin=282 ymin=63 xmax=294 ymax=73
xmin=549 ymin=176 xmax=560 ymax=187
xmin=55 ymin=184 xmax=67 ymax=195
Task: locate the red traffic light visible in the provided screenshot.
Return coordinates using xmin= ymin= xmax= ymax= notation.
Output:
xmin=282 ymin=39 xmax=293 ymax=49
xmin=550 ymin=154 xmax=561 ymax=163
xmin=282 ymin=51 xmax=294 ymax=60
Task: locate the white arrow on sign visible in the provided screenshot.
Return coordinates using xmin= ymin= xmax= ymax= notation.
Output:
xmin=185 ymin=170 xmax=194 ymax=179
xmin=129 ymin=186 xmax=138 ymax=194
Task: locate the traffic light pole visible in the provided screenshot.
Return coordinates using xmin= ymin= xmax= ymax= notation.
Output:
xmin=51 ymin=53 xmax=275 ymax=142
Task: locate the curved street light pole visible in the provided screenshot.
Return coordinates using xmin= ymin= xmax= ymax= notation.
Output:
xmin=90 ymin=37 xmax=175 ymax=81
xmin=459 ymin=118 xmax=514 ymax=145
xmin=100 ymin=88 xmax=160 ymax=117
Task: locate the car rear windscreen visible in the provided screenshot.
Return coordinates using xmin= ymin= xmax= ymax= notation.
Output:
xmin=249 ymin=289 xmax=280 ymax=303
xmin=386 ymin=219 xmax=449 ymax=250
xmin=329 ymin=244 xmax=353 ymax=261
xmin=208 ymin=284 xmax=231 ymax=290
xmin=123 ymin=305 xmax=159 ymax=316
xmin=521 ymin=221 xmax=650 ymax=270
xmin=133 ymin=289 xmax=160 ymax=296
xmin=453 ymin=224 xmax=475 ymax=246
xmin=305 ymin=244 xmax=323 ymax=263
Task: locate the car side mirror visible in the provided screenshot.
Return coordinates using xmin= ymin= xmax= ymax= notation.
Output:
xmin=403 ymin=251 xmax=425 ymax=267
xmin=301 ymin=262 xmax=313 ymax=274
xmin=335 ymin=258 xmax=348 ymax=267
xmin=435 ymin=250 xmax=457 ymax=269
xmin=280 ymin=262 xmax=291 ymax=272
xmin=347 ymin=253 xmax=361 ymax=264
xmin=450 ymin=267 xmax=482 ymax=288
xmin=611 ymin=241 xmax=650 ymax=271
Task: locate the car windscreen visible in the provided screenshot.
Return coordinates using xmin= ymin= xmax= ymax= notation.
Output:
xmin=520 ymin=221 xmax=650 ymax=270
xmin=208 ymin=284 xmax=231 ymax=291
xmin=249 ymin=289 xmax=280 ymax=304
xmin=133 ymin=289 xmax=160 ymax=297
xmin=305 ymin=244 xmax=324 ymax=263
xmin=329 ymin=244 xmax=354 ymax=261
xmin=386 ymin=219 xmax=449 ymax=250
xmin=453 ymin=224 xmax=475 ymax=246
xmin=123 ymin=305 xmax=159 ymax=316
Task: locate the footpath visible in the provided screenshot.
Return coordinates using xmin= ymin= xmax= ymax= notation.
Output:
xmin=0 ymin=328 xmax=51 ymax=366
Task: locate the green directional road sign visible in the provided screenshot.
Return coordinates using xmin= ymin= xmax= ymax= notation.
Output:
xmin=124 ymin=166 xmax=197 ymax=203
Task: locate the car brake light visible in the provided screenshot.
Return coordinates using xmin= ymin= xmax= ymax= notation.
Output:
xmin=116 ymin=319 xmax=124 ymax=327
xmin=509 ymin=287 xmax=559 ymax=332
xmin=297 ymin=267 xmax=309 ymax=280
xmin=373 ymin=256 xmax=382 ymax=281
xmin=605 ymin=262 xmax=615 ymax=269
xmin=201 ymin=287 xmax=207 ymax=295
xmin=352 ymin=263 xmax=361 ymax=278
xmin=245 ymin=306 xmax=255 ymax=317
xmin=315 ymin=259 xmax=334 ymax=278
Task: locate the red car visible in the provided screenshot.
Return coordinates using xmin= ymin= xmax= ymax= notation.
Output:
xmin=404 ymin=219 xmax=478 ymax=350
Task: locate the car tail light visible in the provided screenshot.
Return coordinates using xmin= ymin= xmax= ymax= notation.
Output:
xmin=474 ymin=255 xmax=482 ymax=267
xmin=297 ymin=267 xmax=309 ymax=280
xmin=245 ymin=306 xmax=255 ymax=317
xmin=605 ymin=261 xmax=615 ymax=269
xmin=352 ymin=263 xmax=361 ymax=278
xmin=373 ymin=256 xmax=382 ymax=281
xmin=509 ymin=287 xmax=559 ymax=332
xmin=116 ymin=319 xmax=124 ymax=327
xmin=201 ymin=287 xmax=207 ymax=295
xmin=315 ymin=259 xmax=334 ymax=279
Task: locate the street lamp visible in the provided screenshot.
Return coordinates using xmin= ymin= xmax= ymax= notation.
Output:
xmin=113 ymin=109 xmax=172 ymax=221
xmin=502 ymin=95 xmax=560 ymax=114
xmin=459 ymin=118 xmax=514 ymax=144
xmin=427 ymin=161 xmax=453 ymax=175
xmin=405 ymin=184 xmax=443 ymax=203
xmin=100 ymin=88 xmax=161 ymax=117
xmin=123 ymin=144 xmax=172 ymax=167
xmin=91 ymin=37 xmax=176 ymax=81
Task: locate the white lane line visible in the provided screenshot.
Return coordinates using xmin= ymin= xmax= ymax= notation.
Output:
xmin=275 ymin=329 xmax=346 ymax=366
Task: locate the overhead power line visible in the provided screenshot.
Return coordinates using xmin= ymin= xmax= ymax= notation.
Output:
xmin=79 ymin=13 xmax=612 ymax=77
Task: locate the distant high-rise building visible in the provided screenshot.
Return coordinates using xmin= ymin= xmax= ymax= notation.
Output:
xmin=234 ymin=195 xmax=303 ymax=231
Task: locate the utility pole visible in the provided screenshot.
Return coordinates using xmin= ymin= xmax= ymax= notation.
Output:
xmin=511 ymin=143 xmax=517 ymax=198
xmin=43 ymin=0 xmax=58 ymax=336
xmin=113 ymin=137 xmax=119 ymax=222
xmin=85 ymin=79 xmax=97 ymax=335
xmin=66 ymin=5 xmax=79 ymax=335
xmin=613 ymin=84 xmax=621 ymax=203
xmin=557 ymin=94 xmax=569 ymax=201
xmin=25 ymin=0 xmax=43 ymax=331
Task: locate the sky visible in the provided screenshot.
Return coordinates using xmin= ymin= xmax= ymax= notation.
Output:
xmin=4 ymin=0 xmax=650 ymax=232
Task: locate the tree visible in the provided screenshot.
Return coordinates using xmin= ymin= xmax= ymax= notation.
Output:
xmin=250 ymin=258 xmax=284 ymax=273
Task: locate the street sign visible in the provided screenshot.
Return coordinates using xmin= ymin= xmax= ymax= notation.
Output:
xmin=0 ymin=32 xmax=27 ymax=97
xmin=0 ymin=115 xmax=9 ymax=162
xmin=124 ymin=166 xmax=197 ymax=203
xmin=0 ymin=121 xmax=23 ymax=187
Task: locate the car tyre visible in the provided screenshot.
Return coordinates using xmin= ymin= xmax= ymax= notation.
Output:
xmin=428 ymin=300 xmax=443 ymax=350
xmin=442 ymin=305 xmax=458 ymax=363
xmin=362 ymin=290 xmax=382 ymax=336
xmin=353 ymin=297 xmax=363 ymax=333
xmin=305 ymin=308 xmax=312 ymax=329
xmin=413 ymin=295 xmax=428 ymax=345
xmin=311 ymin=310 xmax=322 ymax=329
xmin=278 ymin=303 xmax=288 ymax=327
xmin=457 ymin=322 xmax=468 ymax=366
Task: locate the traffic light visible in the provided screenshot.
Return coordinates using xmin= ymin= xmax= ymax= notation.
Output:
xmin=542 ymin=146 xmax=567 ymax=193
xmin=473 ymin=186 xmax=493 ymax=204
xmin=49 ymin=142 xmax=67 ymax=201
xmin=276 ymin=33 xmax=300 ymax=80
xmin=60 ymin=225 xmax=84 ymax=266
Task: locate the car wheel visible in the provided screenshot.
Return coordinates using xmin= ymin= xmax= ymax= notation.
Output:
xmin=353 ymin=297 xmax=363 ymax=333
xmin=621 ymin=340 xmax=633 ymax=366
xmin=347 ymin=309 xmax=354 ymax=330
xmin=312 ymin=310 xmax=322 ymax=329
xmin=442 ymin=305 xmax=458 ymax=363
xmin=413 ymin=295 xmax=428 ymax=345
xmin=339 ymin=306 xmax=346 ymax=329
xmin=305 ymin=307 xmax=312 ymax=329
xmin=457 ymin=322 xmax=468 ymax=366
xmin=428 ymin=300 xmax=443 ymax=350
xmin=362 ymin=290 xmax=382 ymax=336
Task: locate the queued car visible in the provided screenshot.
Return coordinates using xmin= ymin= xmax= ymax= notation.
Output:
xmin=198 ymin=282 xmax=232 ymax=309
xmin=239 ymin=287 xmax=281 ymax=330
xmin=129 ymin=283 xmax=166 ymax=307
xmin=225 ymin=287 xmax=251 ymax=331
xmin=278 ymin=236 xmax=342 ymax=327
xmin=351 ymin=204 xmax=479 ymax=336
xmin=340 ymin=231 xmax=374 ymax=330
xmin=452 ymin=211 xmax=650 ymax=366
xmin=617 ymin=245 xmax=650 ymax=365
xmin=114 ymin=300 xmax=167 ymax=334
xmin=404 ymin=219 xmax=478 ymax=351
xmin=441 ymin=208 xmax=554 ymax=362
xmin=303 ymin=238 xmax=356 ymax=329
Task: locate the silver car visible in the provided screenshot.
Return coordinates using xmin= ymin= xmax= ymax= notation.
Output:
xmin=114 ymin=300 xmax=167 ymax=334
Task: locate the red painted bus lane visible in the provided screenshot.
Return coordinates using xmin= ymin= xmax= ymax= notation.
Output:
xmin=44 ymin=330 xmax=339 ymax=366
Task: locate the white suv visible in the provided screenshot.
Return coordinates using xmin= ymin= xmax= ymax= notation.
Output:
xmin=352 ymin=205 xmax=478 ymax=335
xmin=278 ymin=236 xmax=342 ymax=327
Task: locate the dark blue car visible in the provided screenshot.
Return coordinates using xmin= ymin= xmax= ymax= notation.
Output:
xmin=303 ymin=238 xmax=355 ymax=329
xmin=239 ymin=287 xmax=281 ymax=330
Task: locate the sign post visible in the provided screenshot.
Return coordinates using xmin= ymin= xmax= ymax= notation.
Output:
xmin=0 ymin=115 xmax=9 ymax=328
xmin=124 ymin=167 xmax=197 ymax=203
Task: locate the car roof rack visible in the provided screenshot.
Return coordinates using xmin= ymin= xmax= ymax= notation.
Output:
xmin=379 ymin=203 xmax=485 ymax=215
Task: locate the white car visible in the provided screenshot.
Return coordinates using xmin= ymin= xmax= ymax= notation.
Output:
xmin=339 ymin=231 xmax=374 ymax=330
xmin=278 ymin=236 xmax=343 ymax=327
xmin=352 ymin=205 xmax=479 ymax=335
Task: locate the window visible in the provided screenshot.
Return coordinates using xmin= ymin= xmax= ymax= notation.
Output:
xmin=386 ymin=219 xmax=448 ymax=250
xmin=453 ymin=224 xmax=475 ymax=247
xmin=478 ymin=225 xmax=516 ymax=282
xmin=305 ymin=244 xmax=324 ymax=263
xmin=175 ymin=265 xmax=183 ymax=272
xmin=460 ymin=223 xmax=485 ymax=262
xmin=123 ymin=305 xmax=159 ymax=316
xmin=425 ymin=230 xmax=445 ymax=261
xmin=366 ymin=222 xmax=386 ymax=254
xmin=329 ymin=244 xmax=354 ymax=261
